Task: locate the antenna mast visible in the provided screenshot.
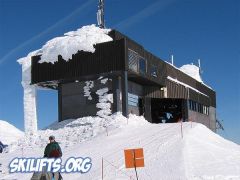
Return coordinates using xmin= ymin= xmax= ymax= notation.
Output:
xmin=171 ymin=55 xmax=174 ymax=65
xmin=97 ymin=0 xmax=105 ymax=28
xmin=198 ymin=59 xmax=202 ymax=74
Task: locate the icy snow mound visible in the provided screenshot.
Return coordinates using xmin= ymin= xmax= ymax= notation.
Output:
xmin=0 ymin=120 xmax=24 ymax=144
xmin=179 ymin=64 xmax=203 ymax=82
xmin=39 ymin=24 xmax=112 ymax=63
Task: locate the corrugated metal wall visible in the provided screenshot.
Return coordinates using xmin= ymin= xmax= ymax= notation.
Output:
xmin=166 ymin=80 xmax=188 ymax=99
xmin=31 ymin=39 xmax=126 ymax=84
xmin=144 ymin=86 xmax=164 ymax=98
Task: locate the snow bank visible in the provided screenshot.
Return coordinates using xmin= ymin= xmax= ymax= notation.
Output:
xmin=39 ymin=25 xmax=112 ymax=63
xmin=184 ymin=123 xmax=240 ymax=179
xmin=179 ymin=64 xmax=203 ymax=83
xmin=8 ymin=113 xmax=145 ymax=151
xmin=0 ymin=120 xmax=24 ymax=144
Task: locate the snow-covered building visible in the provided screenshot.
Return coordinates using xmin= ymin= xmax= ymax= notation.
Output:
xmin=19 ymin=25 xmax=216 ymax=133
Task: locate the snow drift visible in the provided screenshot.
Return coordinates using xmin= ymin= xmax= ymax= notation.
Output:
xmin=0 ymin=115 xmax=239 ymax=180
xmin=0 ymin=120 xmax=24 ymax=144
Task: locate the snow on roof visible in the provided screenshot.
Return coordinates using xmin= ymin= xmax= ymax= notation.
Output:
xmin=179 ymin=64 xmax=203 ymax=83
xmin=17 ymin=49 xmax=42 ymax=85
xmin=167 ymin=76 xmax=208 ymax=97
xmin=39 ymin=24 xmax=112 ymax=63
xmin=17 ymin=24 xmax=112 ymax=65
xmin=0 ymin=120 xmax=24 ymax=144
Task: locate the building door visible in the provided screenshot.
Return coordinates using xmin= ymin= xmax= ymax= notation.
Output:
xmin=151 ymin=98 xmax=184 ymax=123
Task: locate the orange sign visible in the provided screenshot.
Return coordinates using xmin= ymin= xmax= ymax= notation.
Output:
xmin=124 ymin=148 xmax=144 ymax=168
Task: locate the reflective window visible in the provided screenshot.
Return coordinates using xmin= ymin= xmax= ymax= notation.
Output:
xmin=128 ymin=49 xmax=147 ymax=74
xmin=139 ymin=58 xmax=146 ymax=74
xmin=150 ymin=65 xmax=157 ymax=77
xmin=128 ymin=50 xmax=138 ymax=72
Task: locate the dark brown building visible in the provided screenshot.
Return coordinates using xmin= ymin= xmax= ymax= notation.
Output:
xmin=31 ymin=30 xmax=216 ymax=131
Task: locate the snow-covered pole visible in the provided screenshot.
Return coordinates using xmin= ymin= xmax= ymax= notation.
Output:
xmin=198 ymin=59 xmax=201 ymax=75
xmin=23 ymin=85 xmax=38 ymax=135
xmin=18 ymin=51 xmax=39 ymax=135
xmin=171 ymin=55 xmax=174 ymax=65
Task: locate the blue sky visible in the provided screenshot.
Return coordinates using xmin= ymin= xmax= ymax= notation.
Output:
xmin=0 ymin=0 xmax=239 ymax=144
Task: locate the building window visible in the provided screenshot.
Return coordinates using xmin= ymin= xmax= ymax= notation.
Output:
xmin=150 ymin=65 xmax=158 ymax=77
xmin=128 ymin=49 xmax=147 ymax=75
xmin=203 ymin=105 xmax=209 ymax=115
xmin=193 ymin=101 xmax=197 ymax=111
xmin=139 ymin=58 xmax=147 ymax=74
xmin=188 ymin=100 xmax=197 ymax=112
xmin=199 ymin=104 xmax=203 ymax=114
xmin=128 ymin=50 xmax=138 ymax=73
xmin=189 ymin=100 xmax=209 ymax=116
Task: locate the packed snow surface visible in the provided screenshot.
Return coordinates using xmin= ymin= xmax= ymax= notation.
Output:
xmin=0 ymin=120 xmax=24 ymax=144
xmin=179 ymin=64 xmax=203 ymax=83
xmin=0 ymin=115 xmax=240 ymax=180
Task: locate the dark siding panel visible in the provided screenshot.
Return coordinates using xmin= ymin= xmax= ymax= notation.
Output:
xmin=166 ymin=80 xmax=188 ymax=99
xmin=189 ymin=89 xmax=210 ymax=106
xmin=32 ymin=39 xmax=126 ymax=84
xmin=144 ymin=86 xmax=164 ymax=98
xmin=61 ymin=80 xmax=112 ymax=121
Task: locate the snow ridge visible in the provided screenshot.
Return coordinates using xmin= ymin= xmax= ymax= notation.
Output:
xmin=0 ymin=120 xmax=24 ymax=144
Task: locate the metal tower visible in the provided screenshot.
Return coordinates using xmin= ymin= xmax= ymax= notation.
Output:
xmin=97 ymin=0 xmax=105 ymax=28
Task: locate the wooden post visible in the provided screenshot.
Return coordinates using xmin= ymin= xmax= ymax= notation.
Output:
xmin=106 ymin=127 xmax=108 ymax=136
xmin=132 ymin=150 xmax=139 ymax=180
xmin=121 ymin=71 xmax=128 ymax=117
xmin=190 ymin=118 xmax=192 ymax=128
xmin=102 ymin=158 xmax=104 ymax=180
xmin=181 ymin=120 xmax=183 ymax=139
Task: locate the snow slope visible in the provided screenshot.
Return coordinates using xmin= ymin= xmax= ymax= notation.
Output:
xmin=0 ymin=115 xmax=239 ymax=180
xmin=0 ymin=120 xmax=24 ymax=144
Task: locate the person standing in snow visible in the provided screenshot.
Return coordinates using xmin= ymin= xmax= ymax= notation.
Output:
xmin=44 ymin=135 xmax=62 ymax=180
xmin=44 ymin=135 xmax=62 ymax=158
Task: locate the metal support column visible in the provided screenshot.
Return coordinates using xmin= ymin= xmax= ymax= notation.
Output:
xmin=112 ymin=76 xmax=121 ymax=113
xmin=121 ymin=71 xmax=128 ymax=117
xmin=58 ymin=83 xmax=63 ymax=122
